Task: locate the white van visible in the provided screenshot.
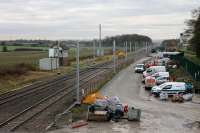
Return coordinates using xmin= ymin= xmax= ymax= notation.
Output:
xmin=151 ymin=72 xmax=169 ymax=78
xmin=152 ymin=72 xmax=170 ymax=85
xmin=155 ymin=76 xmax=169 ymax=85
xmin=151 ymin=82 xmax=187 ymax=96
xmin=143 ymin=66 xmax=166 ymax=78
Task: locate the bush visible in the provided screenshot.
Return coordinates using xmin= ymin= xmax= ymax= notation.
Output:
xmin=14 ymin=48 xmax=43 ymax=51
xmin=2 ymin=46 xmax=7 ymax=52
xmin=0 ymin=63 xmax=36 ymax=77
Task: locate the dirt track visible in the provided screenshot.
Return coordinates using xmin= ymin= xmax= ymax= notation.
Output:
xmin=50 ymin=57 xmax=200 ymax=133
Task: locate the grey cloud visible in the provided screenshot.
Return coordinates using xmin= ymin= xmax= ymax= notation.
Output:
xmin=0 ymin=0 xmax=199 ymax=40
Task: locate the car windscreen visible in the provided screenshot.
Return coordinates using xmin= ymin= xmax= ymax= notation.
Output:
xmin=146 ymin=69 xmax=152 ymax=73
xmin=159 ymin=83 xmax=167 ymax=88
xmin=136 ymin=65 xmax=144 ymax=68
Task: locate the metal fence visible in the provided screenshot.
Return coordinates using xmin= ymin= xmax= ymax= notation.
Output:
xmin=171 ymin=54 xmax=200 ymax=81
xmin=171 ymin=53 xmax=200 ymax=93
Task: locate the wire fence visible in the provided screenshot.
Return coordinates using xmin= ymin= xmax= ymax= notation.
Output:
xmin=171 ymin=54 xmax=200 ymax=81
xmin=171 ymin=54 xmax=200 ymax=94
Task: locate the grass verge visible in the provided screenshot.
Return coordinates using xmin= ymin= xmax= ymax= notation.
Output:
xmin=169 ymin=66 xmax=200 ymax=94
xmin=0 ymin=71 xmax=54 ymax=94
xmin=179 ymin=48 xmax=200 ymax=65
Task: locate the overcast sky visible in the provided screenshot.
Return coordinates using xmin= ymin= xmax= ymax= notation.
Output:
xmin=0 ymin=0 xmax=199 ymax=40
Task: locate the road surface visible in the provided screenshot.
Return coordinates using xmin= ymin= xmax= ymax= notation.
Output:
xmin=50 ymin=57 xmax=200 ymax=133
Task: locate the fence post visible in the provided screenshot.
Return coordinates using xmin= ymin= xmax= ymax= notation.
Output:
xmin=195 ymin=72 xmax=197 ymax=80
xmin=185 ymin=62 xmax=188 ymax=72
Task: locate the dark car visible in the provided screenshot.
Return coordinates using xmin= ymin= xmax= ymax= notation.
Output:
xmin=151 ymin=49 xmax=156 ymax=53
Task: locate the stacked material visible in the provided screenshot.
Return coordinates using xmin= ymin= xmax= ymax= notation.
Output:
xmin=86 ymin=94 xmax=141 ymax=122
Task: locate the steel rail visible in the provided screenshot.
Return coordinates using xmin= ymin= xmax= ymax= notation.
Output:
xmin=0 ymin=61 xmax=112 ymax=101
xmin=0 ymin=71 xmax=109 ymax=131
xmin=0 ymin=69 xmax=109 ymax=131
xmin=0 ymin=62 xmax=112 ymax=106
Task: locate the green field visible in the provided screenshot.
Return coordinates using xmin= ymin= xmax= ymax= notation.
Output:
xmin=68 ymin=47 xmax=93 ymax=60
xmin=68 ymin=47 xmax=112 ymax=60
xmin=0 ymin=45 xmax=48 ymax=52
xmin=0 ymin=46 xmax=113 ymax=67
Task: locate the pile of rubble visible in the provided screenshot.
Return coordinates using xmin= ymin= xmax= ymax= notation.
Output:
xmin=83 ymin=92 xmax=141 ymax=122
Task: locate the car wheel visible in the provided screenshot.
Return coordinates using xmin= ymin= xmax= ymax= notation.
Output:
xmin=156 ymin=93 xmax=160 ymax=97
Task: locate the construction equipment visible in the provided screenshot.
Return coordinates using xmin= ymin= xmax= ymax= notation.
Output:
xmin=116 ymin=50 xmax=126 ymax=58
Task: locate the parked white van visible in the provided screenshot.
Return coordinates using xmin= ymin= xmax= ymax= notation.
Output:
xmin=143 ymin=66 xmax=166 ymax=78
xmin=154 ymin=72 xmax=169 ymax=85
xmin=151 ymin=72 xmax=169 ymax=78
xmin=151 ymin=82 xmax=187 ymax=96
xmin=155 ymin=76 xmax=169 ymax=85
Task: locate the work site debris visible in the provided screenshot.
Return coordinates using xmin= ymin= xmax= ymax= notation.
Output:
xmin=107 ymin=96 xmax=123 ymax=112
xmin=87 ymin=109 xmax=110 ymax=121
xmin=95 ymin=99 xmax=108 ymax=110
xmin=82 ymin=92 xmax=106 ymax=104
xmin=107 ymin=96 xmax=120 ymax=105
xmin=183 ymin=93 xmax=193 ymax=101
xmin=172 ymin=94 xmax=184 ymax=103
xmin=69 ymin=120 xmax=88 ymax=128
xmin=86 ymin=95 xmax=141 ymax=122
xmin=127 ymin=107 xmax=141 ymax=121
xmin=160 ymin=92 xmax=168 ymax=100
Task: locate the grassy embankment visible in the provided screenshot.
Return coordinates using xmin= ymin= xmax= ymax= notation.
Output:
xmin=180 ymin=48 xmax=200 ymax=65
xmin=0 ymin=51 xmax=50 ymax=94
xmin=171 ymin=48 xmax=200 ymax=93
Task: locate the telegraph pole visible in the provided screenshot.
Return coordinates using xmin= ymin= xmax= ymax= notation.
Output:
xmin=134 ymin=42 xmax=136 ymax=51
xmin=146 ymin=41 xmax=148 ymax=55
xmin=113 ymin=40 xmax=116 ymax=73
xmin=125 ymin=41 xmax=128 ymax=61
xmin=93 ymin=41 xmax=96 ymax=60
xmin=76 ymin=42 xmax=80 ymax=104
xmin=99 ymin=24 xmax=102 ymax=56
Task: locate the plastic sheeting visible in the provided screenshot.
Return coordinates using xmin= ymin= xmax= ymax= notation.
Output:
xmin=82 ymin=92 xmax=106 ymax=104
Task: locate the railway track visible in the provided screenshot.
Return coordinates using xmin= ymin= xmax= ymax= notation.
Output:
xmin=0 ymin=63 xmax=111 ymax=121
xmin=0 ymin=61 xmax=112 ymax=102
xmin=0 ymin=61 xmax=113 ymax=132
xmin=0 ymin=70 xmax=109 ymax=132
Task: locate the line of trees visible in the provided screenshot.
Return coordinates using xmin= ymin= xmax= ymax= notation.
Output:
xmin=185 ymin=7 xmax=200 ymax=57
xmin=0 ymin=34 xmax=152 ymax=50
xmin=102 ymin=34 xmax=152 ymax=47
xmin=161 ymin=39 xmax=178 ymax=52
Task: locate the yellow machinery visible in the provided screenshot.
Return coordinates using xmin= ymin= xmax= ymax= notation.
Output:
xmin=116 ymin=50 xmax=126 ymax=58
